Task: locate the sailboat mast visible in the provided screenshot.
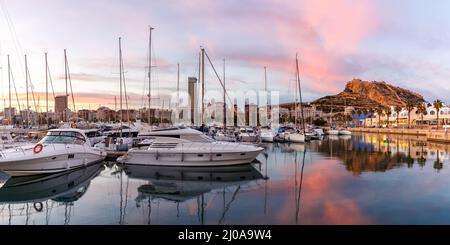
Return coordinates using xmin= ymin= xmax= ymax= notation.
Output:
xmin=45 ymin=52 xmax=48 ymax=127
xmin=294 ymin=71 xmax=297 ymax=126
xmin=7 ymin=55 xmax=11 ymax=124
xmin=296 ymin=53 xmax=306 ymax=134
xmin=201 ymin=47 xmax=205 ymax=125
xmin=64 ymin=49 xmax=68 ymax=122
xmin=25 ymin=55 xmax=29 ymax=128
xmin=264 ymin=66 xmax=267 ymax=92
xmin=223 ymin=59 xmax=226 ymax=127
xmin=148 ymin=26 xmax=154 ymax=125
xmin=177 ymin=63 xmax=180 ymax=108
xmin=119 ymin=37 xmax=123 ymax=137
xmin=264 ymin=66 xmax=268 ymax=124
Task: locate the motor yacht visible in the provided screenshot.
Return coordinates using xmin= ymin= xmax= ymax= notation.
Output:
xmin=0 ymin=131 xmax=34 ymax=150
xmin=276 ymin=126 xmax=306 ymax=143
xmin=338 ymin=129 xmax=352 ymax=135
xmin=214 ymin=131 xmax=237 ymax=142
xmin=260 ymin=127 xmax=275 ymax=143
xmin=0 ymin=129 xmax=106 ymax=177
xmin=327 ymin=128 xmax=339 ymax=135
xmin=117 ymin=127 xmax=264 ymax=167
xmin=285 ymin=132 xmax=306 ymax=143
xmin=82 ymin=129 xmax=106 ymax=146
xmin=238 ymin=127 xmax=258 ymax=142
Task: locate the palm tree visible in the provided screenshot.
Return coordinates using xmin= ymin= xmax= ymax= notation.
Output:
xmin=362 ymin=108 xmax=368 ymax=128
xmin=368 ymin=108 xmax=374 ymax=127
xmin=434 ymin=150 xmax=443 ymax=172
xmin=376 ymin=108 xmax=384 ymax=127
xmin=433 ymin=99 xmax=443 ymax=129
xmin=406 ymin=101 xmax=415 ymax=128
xmin=385 ymin=107 xmax=392 ymax=127
xmin=356 ymin=110 xmax=362 ymax=127
xmin=416 ymin=103 xmax=427 ymax=126
xmin=394 ymin=105 xmax=402 ymax=127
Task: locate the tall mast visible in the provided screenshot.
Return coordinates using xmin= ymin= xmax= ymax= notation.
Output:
xmin=223 ymin=59 xmax=226 ymax=127
xmin=119 ymin=37 xmax=123 ymax=137
xmin=64 ymin=49 xmax=68 ymax=122
xmin=177 ymin=63 xmax=180 ymax=108
xmin=264 ymin=66 xmax=268 ymax=126
xmin=7 ymin=55 xmax=11 ymax=124
xmin=25 ymin=55 xmax=29 ymax=128
xmin=294 ymin=74 xmax=297 ymax=126
xmin=148 ymin=26 xmax=154 ymax=125
xmin=201 ymin=47 xmax=205 ymax=125
xmin=45 ymin=52 xmax=48 ymax=127
xmin=296 ymin=53 xmax=306 ymax=134
xmin=264 ymin=66 xmax=267 ymax=92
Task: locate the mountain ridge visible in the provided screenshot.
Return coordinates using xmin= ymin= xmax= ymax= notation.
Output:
xmin=311 ymin=78 xmax=425 ymax=112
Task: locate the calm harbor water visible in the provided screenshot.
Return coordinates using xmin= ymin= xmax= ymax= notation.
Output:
xmin=1 ymin=133 xmax=450 ymax=225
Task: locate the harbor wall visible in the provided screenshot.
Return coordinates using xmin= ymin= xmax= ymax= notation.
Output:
xmin=350 ymin=128 xmax=450 ymax=143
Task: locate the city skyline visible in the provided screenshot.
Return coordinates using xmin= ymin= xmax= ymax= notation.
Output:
xmin=1 ymin=0 xmax=450 ymax=111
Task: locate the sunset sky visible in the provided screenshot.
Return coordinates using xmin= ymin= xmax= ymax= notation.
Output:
xmin=1 ymin=0 xmax=450 ymax=111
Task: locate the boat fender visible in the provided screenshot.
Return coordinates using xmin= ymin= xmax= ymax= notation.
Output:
xmin=33 ymin=202 xmax=43 ymax=212
xmin=33 ymin=144 xmax=44 ymax=154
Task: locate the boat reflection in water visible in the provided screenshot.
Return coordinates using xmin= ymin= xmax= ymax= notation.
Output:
xmin=122 ymin=163 xmax=266 ymax=224
xmin=0 ymin=163 xmax=104 ymax=224
xmin=316 ymin=133 xmax=449 ymax=174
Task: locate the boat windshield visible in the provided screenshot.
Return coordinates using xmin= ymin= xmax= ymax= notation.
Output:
xmin=180 ymin=133 xmax=214 ymax=143
xmin=40 ymin=131 xmax=86 ymax=145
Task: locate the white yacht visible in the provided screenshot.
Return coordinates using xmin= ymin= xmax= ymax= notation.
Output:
xmin=338 ymin=129 xmax=352 ymax=135
xmin=238 ymin=127 xmax=258 ymax=142
xmin=0 ymin=131 xmax=33 ymax=150
xmin=83 ymin=129 xmax=106 ymax=146
xmin=285 ymin=132 xmax=306 ymax=143
xmin=214 ymin=131 xmax=237 ymax=142
xmin=260 ymin=127 xmax=275 ymax=143
xmin=117 ymin=127 xmax=264 ymax=167
xmin=327 ymin=129 xmax=339 ymax=135
xmin=0 ymin=129 xmax=106 ymax=177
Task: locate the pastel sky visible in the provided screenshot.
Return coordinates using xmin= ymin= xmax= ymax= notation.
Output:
xmin=1 ymin=0 xmax=450 ymax=111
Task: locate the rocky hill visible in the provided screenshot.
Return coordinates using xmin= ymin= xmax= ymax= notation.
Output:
xmin=312 ymin=79 xmax=425 ymax=112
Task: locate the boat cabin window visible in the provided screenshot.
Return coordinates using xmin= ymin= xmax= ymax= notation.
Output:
xmin=41 ymin=131 xmax=86 ymax=145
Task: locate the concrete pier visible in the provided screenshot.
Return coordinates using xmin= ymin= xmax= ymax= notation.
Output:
xmin=350 ymin=128 xmax=450 ymax=143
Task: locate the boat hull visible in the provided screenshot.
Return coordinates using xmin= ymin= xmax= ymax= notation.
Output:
xmin=286 ymin=133 xmax=305 ymax=143
xmin=260 ymin=135 xmax=274 ymax=142
xmin=119 ymin=150 xmax=263 ymax=167
xmin=0 ymin=152 xmax=105 ymax=177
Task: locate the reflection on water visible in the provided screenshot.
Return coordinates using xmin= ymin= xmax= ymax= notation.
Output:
xmin=317 ymin=133 xmax=447 ymax=174
xmin=0 ymin=164 xmax=103 ymax=225
xmin=2 ymin=133 xmax=450 ymax=224
xmin=124 ymin=164 xmax=265 ymax=225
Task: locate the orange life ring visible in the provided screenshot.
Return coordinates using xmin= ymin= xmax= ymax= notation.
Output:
xmin=33 ymin=143 xmax=43 ymax=154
